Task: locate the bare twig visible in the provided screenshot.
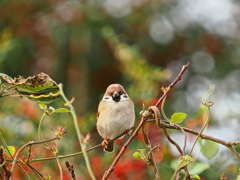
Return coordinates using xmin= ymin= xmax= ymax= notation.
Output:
xmin=142 ymin=122 xmax=161 ymax=180
xmin=27 ymin=165 xmax=44 ymax=180
xmin=161 ymin=123 xmax=183 ymax=155
xmin=0 ymin=91 xmax=17 ymax=98
xmin=175 ymin=124 xmax=187 ymax=155
xmin=155 ymin=62 xmax=190 ymax=108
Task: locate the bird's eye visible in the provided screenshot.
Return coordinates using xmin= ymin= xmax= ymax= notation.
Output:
xmin=123 ymin=94 xmax=128 ymax=98
xmin=104 ymin=96 xmax=109 ymax=99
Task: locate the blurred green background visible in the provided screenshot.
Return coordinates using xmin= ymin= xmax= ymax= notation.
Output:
xmin=0 ymin=0 xmax=240 ymax=179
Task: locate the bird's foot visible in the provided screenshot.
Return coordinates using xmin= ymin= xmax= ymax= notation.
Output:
xmin=125 ymin=129 xmax=132 ymax=136
xmin=101 ymin=138 xmax=108 ymax=149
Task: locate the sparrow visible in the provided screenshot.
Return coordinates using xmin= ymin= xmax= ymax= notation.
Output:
xmin=97 ymin=84 xmax=135 ymax=152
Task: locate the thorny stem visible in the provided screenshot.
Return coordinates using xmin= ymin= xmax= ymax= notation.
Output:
xmin=59 ymin=84 xmax=96 ymax=180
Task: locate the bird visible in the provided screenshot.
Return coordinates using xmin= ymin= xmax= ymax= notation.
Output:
xmin=97 ymin=84 xmax=135 ymax=152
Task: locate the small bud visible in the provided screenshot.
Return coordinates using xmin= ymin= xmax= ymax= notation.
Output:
xmin=133 ymin=152 xmax=141 ymax=158
xmin=43 ymin=173 xmax=52 ymax=180
xmin=178 ymin=155 xmax=193 ymax=168
xmin=83 ymin=133 xmax=91 ymax=144
xmin=46 ymin=142 xmax=58 ymax=155
xmin=198 ymin=99 xmax=214 ymax=107
xmin=19 ymin=153 xmax=35 ymax=165
xmin=192 ymin=175 xmax=200 ymax=179
xmin=52 ymin=126 xmax=66 ymax=139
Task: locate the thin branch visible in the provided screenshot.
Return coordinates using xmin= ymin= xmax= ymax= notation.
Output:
xmin=163 ymin=124 xmax=240 ymax=161
xmin=161 ymin=123 xmax=183 ymax=156
xmin=55 ymin=154 xmax=63 ymax=180
xmin=155 ymin=62 xmax=190 ymax=108
xmin=189 ymin=102 xmax=212 ymax=156
xmin=174 ymin=123 xmax=187 ymax=155
xmin=0 ymin=91 xmax=17 ymax=98
xmin=160 ymin=96 xmax=188 ymax=155
xmin=142 ymin=122 xmax=161 ymax=180
xmin=27 ymin=165 xmax=44 ymax=180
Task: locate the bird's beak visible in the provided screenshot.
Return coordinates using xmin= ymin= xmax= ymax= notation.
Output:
xmin=112 ymin=91 xmax=119 ymax=97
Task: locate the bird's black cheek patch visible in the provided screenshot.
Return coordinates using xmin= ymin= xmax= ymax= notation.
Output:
xmin=112 ymin=96 xmax=120 ymax=102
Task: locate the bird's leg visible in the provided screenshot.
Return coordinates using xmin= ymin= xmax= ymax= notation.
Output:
xmin=125 ymin=129 xmax=132 ymax=136
xmin=101 ymin=138 xmax=109 ymax=149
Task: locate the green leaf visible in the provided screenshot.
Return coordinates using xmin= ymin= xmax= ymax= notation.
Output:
xmin=201 ymin=140 xmax=219 ymax=159
xmin=170 ymin=159 xmax=179 ymax=170
xmin=169 ymin=112 xmax=187 ymax=123
xmin=53 ymin=108 xmax=71 ymax=113
xmin=2 ymin=146 xmax=16 ymax=157
xmin=38 ymin=103 xmax=47 ymax=110
xmin=171 ymin=160 xmax=209 ymax=175
xmin=188 ymin=162 xmax=210 ymax=175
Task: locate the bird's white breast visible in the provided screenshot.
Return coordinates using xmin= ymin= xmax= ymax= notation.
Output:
xmin=97 ymin=100 xmax=135 ymax=140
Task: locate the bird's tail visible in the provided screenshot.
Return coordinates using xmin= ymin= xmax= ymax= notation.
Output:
xmin=104 ymin=141 xmax=114 ymax=152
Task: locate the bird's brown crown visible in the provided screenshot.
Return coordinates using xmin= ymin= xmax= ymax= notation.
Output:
xmin=104 ymin=84 xmax=127 ymax=95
